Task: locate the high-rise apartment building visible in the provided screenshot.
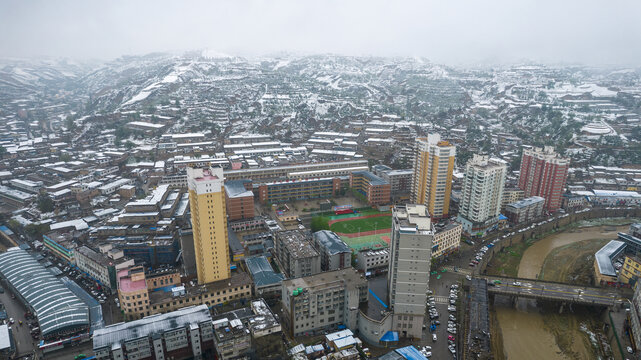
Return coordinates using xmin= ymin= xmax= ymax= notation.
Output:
xmin=458 ymin=155 xmax=507 ymax=236
xmin=518 ymin=146 xmax=570 ymax=212
xmin=387 ymin=204 xmax=433 ymax=338
xmin=411 ymin=134 xmax=456 ymax=219
xmin=187 ymin=166 xmax=230 ymax=284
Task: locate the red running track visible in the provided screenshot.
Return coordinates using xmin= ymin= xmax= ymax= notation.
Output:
xmin=327 ymin=213 xmax=390 ymax=227
xmin=335 ymin=228 xmax=391 ymax=238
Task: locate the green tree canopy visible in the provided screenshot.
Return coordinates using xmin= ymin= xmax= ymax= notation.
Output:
xmin=37 ymin=194 xmax=55 ymax=213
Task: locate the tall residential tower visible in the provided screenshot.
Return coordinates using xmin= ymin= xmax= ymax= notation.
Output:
xmin=411 ymin=134 xmax=456 ymax=219
xmin=387 ymin=204 xmax=433 ymax=339
xmin=187 ymin=166 xmax=230 ymax=284
xmin=518 ymin=146 xmax=569 ymax=212
xmin=458 ymin=155 xmax=507 ymax=236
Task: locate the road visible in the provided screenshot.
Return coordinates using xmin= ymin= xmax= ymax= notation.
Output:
xmin=0 ymin=288 xmax=39 ymax=357
xmin=483 ymin=277 xmax=624 ymax=306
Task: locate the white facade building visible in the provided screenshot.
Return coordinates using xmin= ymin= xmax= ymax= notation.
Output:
xmin=458 ymin=155 xmax=507 ymax=236
xmin=387 ymin=204 xmax=432 ymax=339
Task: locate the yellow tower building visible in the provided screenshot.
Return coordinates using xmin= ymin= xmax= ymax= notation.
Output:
xmin=187 ymin=166 xmax=231 ymax=284
xmin=411 ymin=134 xmax=456 ymax=218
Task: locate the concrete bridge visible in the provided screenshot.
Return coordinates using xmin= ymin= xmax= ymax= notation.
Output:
xmin=478 ymin=276 xmax=629 ymax=306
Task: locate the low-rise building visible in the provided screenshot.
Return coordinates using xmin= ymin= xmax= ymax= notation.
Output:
xmin=504 ymin=196 xmax=545 ymax=224
xmin=589 ymin=190 xmax=641 ymax=206
xmin=212 ymin=317 xmax=252 ymax=360
xmin=9 ymin=178 xmax=43 ymax=193
xmin=619 ymin=255 xmax=641 ymax=285
xmin=0 ymin=248 xmax=90 ymax=340
xmin=116 ymin=265 xmax=184 ymax=320
xmin=210 ymin=298 xmax=283 ymax=358
xmin=274 ymin=230 xmax=321 ymax=279
xmin=432 ymin=220 xmax=462 ymax=258
xmin=98 ymin=178 xmax=135 ymax=196
xmin=313 ymin=230 xmax=352 ymax=271
xmin=249 ymin=299 xmax=282 ymax=338
xmin=0 ymin=185 xmax=35 ymax=206
xmin=562 ymin=193 xmax=587 ymax=210
xmin=257 ymin=177 xmax=342 ymax=204
xmin=372 ymin=165 xmax=413 ymax=201
xmin=225 ymin=160 xmax=368 ymax=181
xmin=117 ymin=266 xmax=151 ymax=319
xmin=225 ymin=179 xmax=255 ymax=221
xmin=148 ymin=272 xmax=252 ymax=316
xmin=594 ymin=240 xmax=626 ymax=286
xmin=281 ymin=268 xmax=368 ymax=337
xmin=75 ymin=246 xmax=134 ymax=292
xmin=93 ymin=305 xmax=214 ymax=360
xmin=501 ymin=188 xmax=524 ymax=208
xmin=245 ymin=256 xmax=285 ymax=297
xmin=43 ymin=231 xmax=76 ymax=263
xmin=350 ymin=171 xmax=391 ymax=205
xmin=355 ymin=249 xmax=389 ymax=274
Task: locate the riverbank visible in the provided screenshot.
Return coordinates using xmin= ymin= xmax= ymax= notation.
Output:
xmin=538 ymin=239 xmax=609 ymax=285
xmin=518 ymin=224 xmax=629 ymax=279
xmin=492 ymin=221 xmax=632 ymax=359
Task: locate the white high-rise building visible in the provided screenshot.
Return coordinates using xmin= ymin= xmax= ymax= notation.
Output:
xmin=458 ymin=155 xmax=507 ymax=236
xmin=387 ymin=204 xmax=433 ymax=339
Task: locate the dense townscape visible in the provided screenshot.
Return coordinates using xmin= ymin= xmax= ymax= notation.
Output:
xmin=0 ymin=52 xmax=640 ymax=360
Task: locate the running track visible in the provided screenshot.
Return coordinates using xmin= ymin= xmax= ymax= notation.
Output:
xmin=335 ymin=228 xmax=391 ymax=238
xmin=327 ymin=213 xmax=391 ymax=227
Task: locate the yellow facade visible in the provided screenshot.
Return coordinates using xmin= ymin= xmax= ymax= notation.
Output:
xmin=412 ymin=136 xmax=456 ymax=218
xmin=187 ymin=167 xmax=231 ymax=285
xmin=413 ymin=148 xmax=429 ymax=206
xmin=620 ymin=255 xmax=641 ymax=284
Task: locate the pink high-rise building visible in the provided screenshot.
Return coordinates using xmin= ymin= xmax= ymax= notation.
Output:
xmin=518 ymin=146 xmax=569 ymax=212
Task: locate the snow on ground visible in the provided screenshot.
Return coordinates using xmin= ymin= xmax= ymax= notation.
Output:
xmin=608 ymin=69 xmax=635 ymax=75
xmin=161 ymin=74 xmax=179 ymax=83
xmin=546 ymin=83 xmax=618 ymax=98
xmin=122 ymin=91 xmax=151 ymax=106
xmin=273 ymin=60 xmax=290 ymax=71
xmin=201 ymin=49 xmax=232 ymax=59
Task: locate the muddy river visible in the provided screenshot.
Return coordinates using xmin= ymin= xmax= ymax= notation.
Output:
xmin=495 ymin=225 xmax=628 ymax=359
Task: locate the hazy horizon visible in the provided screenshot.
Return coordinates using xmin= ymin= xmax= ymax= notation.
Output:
xmin=2 ymin=0 xmax=641 ymax=66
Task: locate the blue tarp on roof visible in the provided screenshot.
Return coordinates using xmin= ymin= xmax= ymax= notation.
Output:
xmin=499 ymin=214 xmax=508 ymax=220
xmin=395 ymin=346 xmax=428 ymax=360
xmin=380 ymin=331 xmax=399 ymax=342
xmin=0 ymin=226 xmax=14 ymax=236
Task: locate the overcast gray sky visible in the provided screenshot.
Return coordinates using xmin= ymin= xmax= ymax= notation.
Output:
xmin=1 ymin=0 xmax=640 ymax=65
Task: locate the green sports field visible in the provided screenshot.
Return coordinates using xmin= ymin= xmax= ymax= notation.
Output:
xmin=311 ymin=209 xmax=392 ymax=251
xmin=329 ymin=216 xmax=392 ymax=234
xmin=339 ymin=233 xmax=390 ymax=251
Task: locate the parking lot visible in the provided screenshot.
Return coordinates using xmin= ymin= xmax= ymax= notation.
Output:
xmin=0 ymin=287 xmax=38 ymax=357
xmin=418 ymin=273 xmax=462 ymax=359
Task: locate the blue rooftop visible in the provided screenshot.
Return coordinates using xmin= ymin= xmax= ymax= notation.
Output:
xmin=380 ymin=331 xmax=399 ymax=342
xmin=395 ymin=346 xmax=428 ymax=360
xmin=245 ymin=256 xmax=285 ymax=288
